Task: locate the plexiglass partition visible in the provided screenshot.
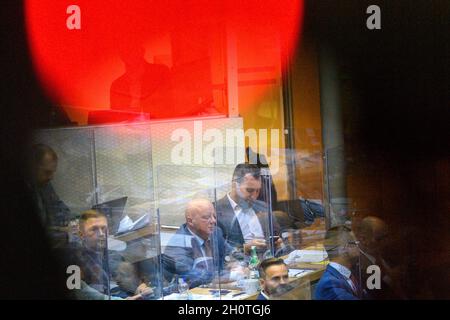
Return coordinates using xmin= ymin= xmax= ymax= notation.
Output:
xmin=31 ymin=119 xmax=332 ymax=300
xmin=155 ymin=163 xmax=324 ymax=300
xmin=156 ymin=164 xmax=254 ymax=300
xmin=33 ymin=123 xmax=161 ymax=300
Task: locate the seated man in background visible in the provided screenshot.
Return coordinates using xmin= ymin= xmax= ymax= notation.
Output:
xmin=315 ymin=226 xmax=361 ymax=300
xmin=28 ymin=143 xmax=71 ymax=227
xmin=73 ymin=210 xmax=147 ymax=300
xmin=215 ymin=163 xmax=282 ymax=254
xmin=75 ymin=210 xmax=111 ymax=295
xmin=257 ymin=258 xmax=292 ymax=300
xmin=163 ymin=199 xmax=245 ymax=289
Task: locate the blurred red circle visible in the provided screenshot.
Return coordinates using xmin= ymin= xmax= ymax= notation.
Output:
xmin=26 ymin=0 xmax=303 ymax=122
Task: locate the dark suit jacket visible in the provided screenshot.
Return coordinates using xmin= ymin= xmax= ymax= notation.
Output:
xmin=56 ymin=242 xmax=124 ymax=296
xmin=315 ymin=265 xmax=359 ymax=300
xmin=162 ymin=224 xmax=232 ymax=288
xmin=214 ymin=195 xmax=280 ymax=248
xmin=35 ymin=182 xmax=71 ymax=227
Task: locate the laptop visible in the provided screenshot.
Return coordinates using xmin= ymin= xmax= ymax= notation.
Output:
xmin=92 ymin=197 xmax=128 ymax=235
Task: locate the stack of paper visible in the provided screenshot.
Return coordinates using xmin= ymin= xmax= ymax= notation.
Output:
xmin=284 ymin=249 xmax=328 ymax=264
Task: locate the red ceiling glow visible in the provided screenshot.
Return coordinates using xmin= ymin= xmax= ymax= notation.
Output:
xmin=25 ymin=0 xmax=303 ymax=123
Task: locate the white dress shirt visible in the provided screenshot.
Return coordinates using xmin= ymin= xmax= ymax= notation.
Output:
xmin=227 ymin=193 xmax=264 ymax=242
xmin=260 ymin=290 xmax=270 ymax=300
xmin=328 ymin=262 xmax=357 ymax=293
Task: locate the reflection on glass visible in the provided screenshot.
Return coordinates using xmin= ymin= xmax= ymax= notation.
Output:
xmin=110 ymin=41 xmax=172 ymax=118
xmin=29 ymin=121 xmax=338 ymax=300
xmin=28 ymin=143 xmax=71 ymax=229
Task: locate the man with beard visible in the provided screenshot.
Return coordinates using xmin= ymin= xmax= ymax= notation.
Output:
xmin=315 ymin=225 xmax=361 ymax=300
xmin=75 ymin=210 xmax=111 ymax=295
xmin=356 ymin=216 xmax=406 ymax=299
xmin=256 ymin=258 xmax=292 ymax=300
xmin=215 ymin=164 xmax=282 ymax=254
xmin=70 ymin=210 xmax=151 ymax=300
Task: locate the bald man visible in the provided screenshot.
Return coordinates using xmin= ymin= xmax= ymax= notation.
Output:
xmin=357 ymin=216 xmax=389 ymax=260
xmin=162 ymin=199 xmax=235 ymax=288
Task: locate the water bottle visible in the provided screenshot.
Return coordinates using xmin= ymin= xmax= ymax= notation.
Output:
xmin=249 ymin=246 xmax=260 ymax=279
xmin=177 ymin=277 xmax=191 ymax=300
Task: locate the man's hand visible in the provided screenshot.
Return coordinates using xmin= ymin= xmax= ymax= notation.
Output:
xmin=125 ymin=283 xmax=154 ymax=300
xmin=275 ymin=237 xmax=283 ymax=248
xmin=230 ymin=264 xmax=249 ymax=278
xmin=244 ymin=238 xmax=267 ymax=253
xmin=135 ymin=283 xmax=153 ymax=297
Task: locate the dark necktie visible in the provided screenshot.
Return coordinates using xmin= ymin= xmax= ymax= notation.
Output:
xmin=203 ymin=239 xmax=212 ymax=258
xmin=203 ymin=239 xmax=215 ymax=272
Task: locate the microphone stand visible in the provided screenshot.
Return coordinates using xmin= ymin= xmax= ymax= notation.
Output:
xmin=261 ymin=168 xmax=275 ymax=257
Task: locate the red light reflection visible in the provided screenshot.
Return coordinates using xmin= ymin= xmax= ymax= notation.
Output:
xmin=25 ymin=0 xmax=303 ymax=124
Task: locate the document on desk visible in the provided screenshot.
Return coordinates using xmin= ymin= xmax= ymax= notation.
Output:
xmin=284 ymin=249 xmax=328 ymax=264
xmin=117 ymin=213 xmax=150 ymax=234
xmin=288 ymin=269 xmax=314 ymax=278
xmin=107 ymin=237 xmax=127 ymax=251
xmin=161 ymin=291 xmax=251 ymax=300
xmin=161 ymin=293 xmax=212 ymax=300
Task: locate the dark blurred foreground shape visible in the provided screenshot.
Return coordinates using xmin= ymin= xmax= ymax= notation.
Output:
xmin=0 ymin=1 xmax=70 ymax=299
xmin=0 ymin=0 xmax=448 ymax=299
xmin=304 ymin=0 xmax=449 ymax=298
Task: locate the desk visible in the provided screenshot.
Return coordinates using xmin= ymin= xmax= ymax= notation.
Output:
xmin=115 ymin=219 xmax=330 ymax=299
xmin=114 ymin=225 xmax=156 ymax=242
xmin=160 ymin=286 xmax=252 ymax=300
xmin=166 ymin=245 xmax=329 ymax=301
xmin=243 ymin=253 xmax=328 ymax=300
xmin=175 ymin=267 xmax=326 ymax=300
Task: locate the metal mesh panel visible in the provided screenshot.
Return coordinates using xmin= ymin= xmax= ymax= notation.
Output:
xmin=156 ymin=165 xmax=217 ymax=226
xmin=94 ymin=124 xmax=155 ymax=221
xmin=150 ymin=117 xmax=244 ymax=167
xmin=151 ymin=117 xmax=244 ymax=226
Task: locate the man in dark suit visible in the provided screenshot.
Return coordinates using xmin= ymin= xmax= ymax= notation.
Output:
xmin=28 ymin=143 xmax=71 ymax=227
xmin=163 ymin=199 xmax=241 ymax=289
xmin=215 ymin=163 xmax=282 ymax=254
xmin=256 ymin=258 xmax=291 ymax=300
xmin=315 ymin=226 xmax=361 ymax=300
